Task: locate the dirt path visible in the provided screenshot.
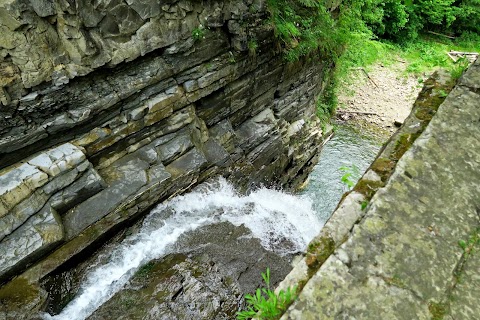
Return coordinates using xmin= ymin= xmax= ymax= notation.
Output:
xmin=336 ymin=62 xmax=423 ymax=140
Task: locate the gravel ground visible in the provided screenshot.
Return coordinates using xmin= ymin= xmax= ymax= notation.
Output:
xmin=337 ymin=62 xmax=424 ymax=140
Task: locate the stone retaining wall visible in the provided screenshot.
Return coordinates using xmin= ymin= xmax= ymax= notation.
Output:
xmin=278 ymin=61 xmax=480 ymax=319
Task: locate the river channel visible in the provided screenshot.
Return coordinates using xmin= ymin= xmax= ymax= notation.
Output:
xmin=42 ymin=125 xmax=381 ymax=320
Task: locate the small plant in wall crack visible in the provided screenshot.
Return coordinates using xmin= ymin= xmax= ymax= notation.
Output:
xmin=248 ymin=38 xmax=259 ymax=56
xmin=237 ymin=268 xmax=297 ymax=320
xmin=458 ymin=228 xmax=480 ymax=256
xmin=192 ymin=25 xmax=206 ymax=41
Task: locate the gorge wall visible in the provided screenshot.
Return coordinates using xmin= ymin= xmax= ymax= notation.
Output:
xmin=0 ymin=0 xmax=339 ymax=313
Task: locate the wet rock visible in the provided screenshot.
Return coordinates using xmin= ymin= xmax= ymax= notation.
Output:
xmin=165 ymin=148 xmax=208 ymax=179
xmin=235 ymin=108 xmax=277 ymax=152
xmin=82 ymin=221 xmax=293 ymax=320
xmin=174 ymin=222 xmax=293 ymax=294
xmin=0 ymin=1 xmax=330 ymax=315
xmin=88 ymin=254 xmax=242 ymax=320
xmin=0 ymin=143 xmax=88 ymax=242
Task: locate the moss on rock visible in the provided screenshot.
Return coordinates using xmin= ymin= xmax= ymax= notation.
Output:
xmin=305 ymin=235 xmax=336 ymax=270
xmin=353 ymin=179 xmax=385 ymax=200
xmin=391 ymin=133 xmax=421 ymax=161
xmin=370 ymin=157 xmax=396 ymax=182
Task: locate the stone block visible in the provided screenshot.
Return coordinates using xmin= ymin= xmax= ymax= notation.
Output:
xmin=125 ymin=0 xmax=161 ymax=19
xmin=209 ymin=119 xmax=236 ymax=151
xmin=0 ymin=206 xmax=64 ymax=281
xmin=165 ymin=148 xmax=208 ymax=179
xmin=246 ymin=135 xmax=283 ymax=169
xmin=42 ymin=163 xmax=85 ymax=195
xmin=234 ymin=108 xmax=277 ymax=152
xmin=27 ymin=143 xmax=86 ymax=177
xmin=156 ymin=130 xmax=193 ymax=164
xmin=63 ymin=158 xmax=148 ymax=239
xmin=147 ymin=162 xmax=172 ymax=184
xmin=202 ymin=139 xmax=231 ymax=167
xmin=0 ymin=190 xmax=49 ymax=242
xmin=29 ymin=0 xmax=56 ymax=17
xmin=50 ymin=167 xmax=107 ymax=214
xmin=0 ymin=163 xmax=48 ymax=217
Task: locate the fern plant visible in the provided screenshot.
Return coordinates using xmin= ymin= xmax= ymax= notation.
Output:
xmin=237 ymin=268 xmax=297 ymax=320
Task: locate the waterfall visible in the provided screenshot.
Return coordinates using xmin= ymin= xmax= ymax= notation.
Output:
xmin=42 ymin=178 xmax=322 ymax=320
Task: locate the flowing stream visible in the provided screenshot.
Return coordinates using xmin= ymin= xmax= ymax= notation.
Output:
xmin=300 ymin=125 xmax=381 ymax=222
xmin=42 ymin=125 xmax=381 ymax=320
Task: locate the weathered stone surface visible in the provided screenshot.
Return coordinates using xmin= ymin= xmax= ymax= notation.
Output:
xmin=63 ymin=158 xmax=149 ymax=239
xmin=0 ymin=206 xmax=64 ymax=281
xmin=449 ymin=233 xmax=480 ymax=320
xmin=0 ymin=0 xmax=264 ymax=166
xmin=235 ymin=108 xmax=277 ymax=152
xmin=50 ymin=167 xmax=106 ymax=213
xmin=165 ymin=148 xmax=209 ymax=179
xmin=0 ymin=190 xmax=49 ymax=242
xmin=282 ymin=61 xmax=480 ymax=319
xmin=0 ymin=143 xmax=88 ymax=241
xmin=0 ymin=163 xmax=48 ymax=217
xmin=87 ymin=254 xmax=242 ymax=320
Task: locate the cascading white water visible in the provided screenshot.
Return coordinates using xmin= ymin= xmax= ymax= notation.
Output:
xmin=42 ymin=178 xmax=322 ymax=320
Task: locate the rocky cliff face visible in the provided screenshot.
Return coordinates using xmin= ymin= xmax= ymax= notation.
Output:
xmin=0 ymin=0 xmax=332 ymax=317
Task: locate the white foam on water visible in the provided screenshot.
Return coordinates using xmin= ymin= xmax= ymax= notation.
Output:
xmin=43 ymin=178 xmax=322 ymax=320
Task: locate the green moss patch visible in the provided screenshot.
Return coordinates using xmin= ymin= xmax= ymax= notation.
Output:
xmin=391 ymin=133 xmax=421 ymax=161
xmin=429 ymin=301 xmax=448 ymax=320
xmin=306 ymin=235 xmax=336 ymax=270
xmin=353 ymin=179 xmax=385 ymax=200
xmin=370 ymin=157 xmax=396 ymax=182
xmin=0 ymin=277 xmax=42 ymax=310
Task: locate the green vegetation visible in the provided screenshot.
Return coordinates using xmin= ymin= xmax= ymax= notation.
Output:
xmin=339 ymin=164 xmax=361 ymax=190
xmin=360 ymin=0 xmax=480 ymax=43
xmin=237 ymin=268 xmax=297 ymax=320
xmin=305 ymin=235 xmax=336 ymax=269
xmin=248 ymin=39 xmax=259 ymax=56
xmin=429 ymin=301 xmax=448 ymax=320
xmin=266 ymin=0 xmax=342 ymax=62
xmin=135 ymin=261 xmax=155 ymax=278
xmin=192 ymin=26 xmax=205 ymax=41
xmin=264 ymin=0 xmax=480 ymax=123
xmin=361 ymin=200 xmax=369 ymax=211
xmin=458 ymin=227 xmax=480 ymax=256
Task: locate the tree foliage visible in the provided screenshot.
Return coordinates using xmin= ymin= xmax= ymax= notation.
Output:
xmin=360 ymin=0 xmax=480 ymax=42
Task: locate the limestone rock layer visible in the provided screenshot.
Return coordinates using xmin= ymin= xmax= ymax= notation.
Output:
xmin=0 ymin=0 xmax=330 ymax=297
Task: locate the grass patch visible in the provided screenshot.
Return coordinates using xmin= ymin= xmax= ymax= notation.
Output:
xmin=333 ymin=31 xmax=479 ymax=112
xmin=399 ymin=33 xmax=480 ymax=78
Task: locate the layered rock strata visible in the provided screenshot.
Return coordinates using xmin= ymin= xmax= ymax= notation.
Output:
xmin=0 ymin=0 xmax=332 ymax=316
